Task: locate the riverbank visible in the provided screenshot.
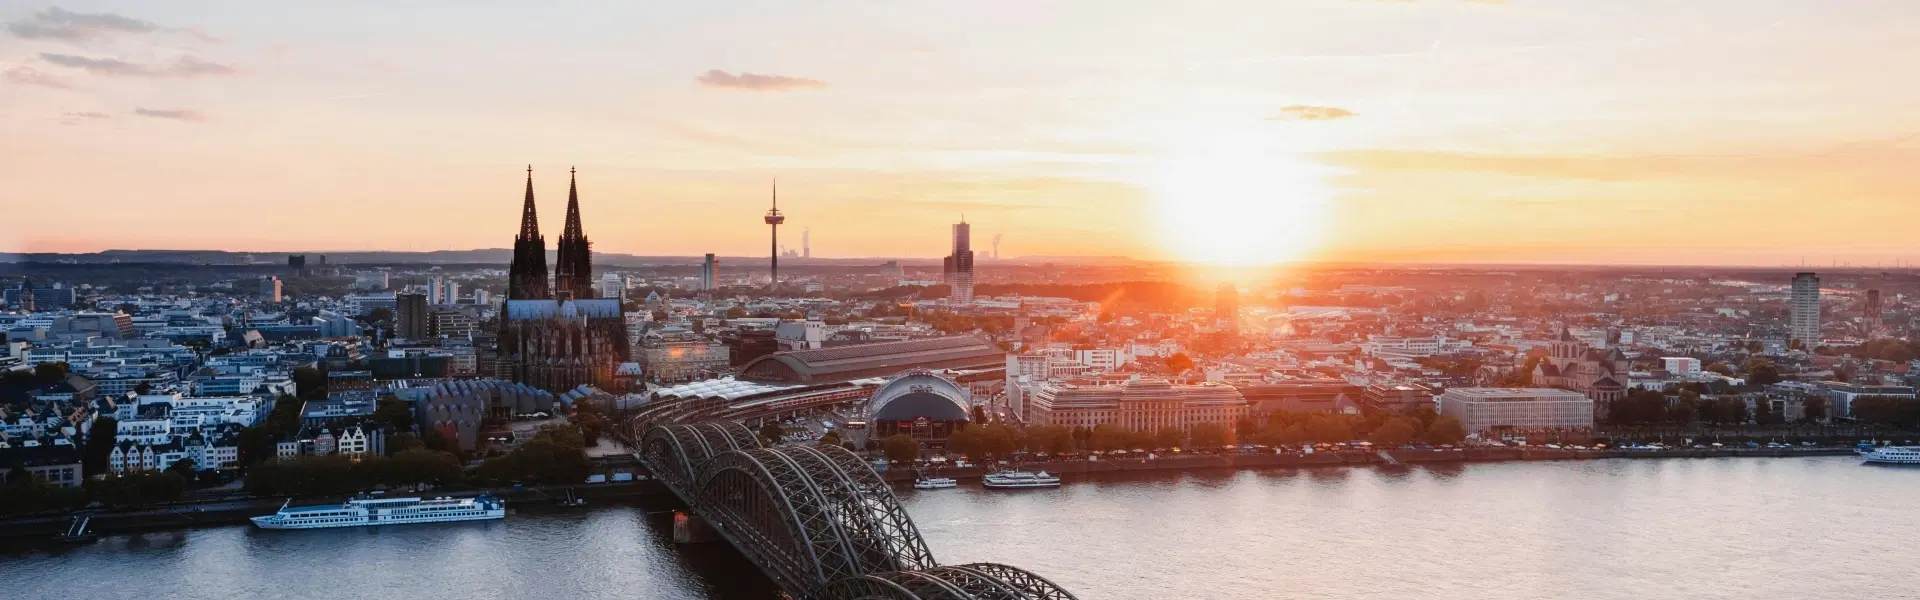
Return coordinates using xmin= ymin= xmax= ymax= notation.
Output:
xmin=877 ymin=446 xmax=1860 ymax=482
xmin=0 ymin=480 xmax=675 ymax=540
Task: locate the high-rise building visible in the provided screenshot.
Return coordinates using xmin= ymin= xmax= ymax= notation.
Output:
xmin=1865 ymin=289 xmax=1884 ymax=337
xmin=472 ymin=289 xmax=492 ymax=307
xmin=552 ymin=168 xmax=595 ymax=300
xmin=260 ymin=276 xmax=282 ymax=303
xmin=764 ymin=181 xmax=785 ymax=292
xmin=943 ymin=219 xmax=975 ymax=304
xmin=288 ymin=255 xmax=307 ymax=278
xmin=1216 ymin=282 xmax=1239 ymax=337
xmin=600 ymin=272 xmax=624 ymax=300
xmin=396 ymin=292 xmax=429 ymax=339
xmin=1790 ymin=272 xmax=1821 ymax=348
xmin=427 ymin=277 xmax=459 ymax=305
xmin=508 ymin=166 xmax=551 ymax=300
xmin=700 ymin=254 xmax=718 ymax=291
xmin=802 ymin=227 xmax=811 ymax=259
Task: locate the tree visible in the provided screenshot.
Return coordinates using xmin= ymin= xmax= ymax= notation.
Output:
xmin=1369 ymin=418 xmax=1418 ymax=447
xmin=367 ymin=307 xmax=394 ymax=324
xmin=1154 ymin=427 xmax=1185 ymax=450
xmin=1743 ymin=358 xmax=1782 ymax=385
xmin=1423 ymin=416 xmax=1467 ymax=445
xmin=651 ymin=310 xmax=670 ymax=322
xmin=34 ymin=361 xmax=69 ymax=383
xmin=1164 ymin=353 xmax=1195 ymax=374
xmin=292 ymin=366 xmax=327 ymax=400
xmin=387 ymin=432 xmax=425 ymax=455
xmin=1704 ymin=362 xmax=1734 ymax=377
xmin=726 ymin=307 xmax=748 ymax=319
xmin=882 ymin=434 xmax=919 ymax=463
xmin=1305 ymin=415 xmax=1355 ymax=443
xmin=82 ymin=416 xmax=119 ymax=476
xmin=166 ymin=458 xmax=198 ymax=478
xmin=1802 ymin=396 xmax=1829 ymax=423
xmin=1190 ymin=422 xmax=1231 ymax=449
xmin=971 ymin=405 xmax=989 ymax=424
xmin=819 ymin=430 xmax=843 ymax=447
xmin=759 ymin=422 xmax=785 ymax=445
xmin=373 ymin=397 xmax=416 ymax=432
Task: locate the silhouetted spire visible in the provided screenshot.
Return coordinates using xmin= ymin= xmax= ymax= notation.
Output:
xmin=508 ymin=165 xmax=551 ymax=299
xmin=563 ymin=166 xmax=583 ymax=239
xmin=518 ymin=164 xmax=541 ymax=241
xmin=553 ymin=166 xmax=594 ymax=300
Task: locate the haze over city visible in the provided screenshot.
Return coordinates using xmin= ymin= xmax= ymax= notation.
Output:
xmin=6 ymin=1 xmax=1920 ymax=266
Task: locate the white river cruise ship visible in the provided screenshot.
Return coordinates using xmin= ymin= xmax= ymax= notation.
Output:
xmin=252 ymin=495 xmax=506 ymax=530
xmin=1861 ymin=446 xmax=1920 ymax=465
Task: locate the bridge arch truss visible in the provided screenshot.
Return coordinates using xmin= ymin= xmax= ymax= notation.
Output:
xmin=636 ymin=422 xmax=1078 ymax=600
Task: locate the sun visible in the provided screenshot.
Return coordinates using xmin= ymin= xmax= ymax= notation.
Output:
xmin=1149 ymin=133 xmax=1336 ymax=266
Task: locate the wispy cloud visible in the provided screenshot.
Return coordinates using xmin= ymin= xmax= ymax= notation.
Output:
xmin=40 ymin=53 xmax=237 ymax=77
xmin=6 ymin=7 xmax=158 ymax=41
xmin=4 ymin=66 xmax=75 ymax=89
xmin=1271 ymin=105 xmax=1357 ymax=121
xmin=133 ymin=108 xmax=206 ymax=122
xmin=695 ymin=69 xmax=828 ymax=91
xmin=66 ymin=111 xmax=111 ymax=119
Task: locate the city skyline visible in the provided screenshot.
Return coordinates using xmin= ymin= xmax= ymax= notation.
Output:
xmin=6 ymin=1 xmax=1920 ymax=266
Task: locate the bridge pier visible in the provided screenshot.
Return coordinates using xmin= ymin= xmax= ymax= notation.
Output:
xmin=672 ymin=511 xmax=720 ymax=544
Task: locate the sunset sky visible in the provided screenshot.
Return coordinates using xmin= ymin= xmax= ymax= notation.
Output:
xmin=3 ymin=1 xmax=1918 ymax=266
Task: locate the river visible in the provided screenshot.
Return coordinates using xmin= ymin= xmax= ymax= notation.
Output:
xmin=4 ymin=456 xmax=1915 ymax=599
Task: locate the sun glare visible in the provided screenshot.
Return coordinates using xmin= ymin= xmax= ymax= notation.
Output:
xmin=1150 ymin=134 xmax=1336 ymax=266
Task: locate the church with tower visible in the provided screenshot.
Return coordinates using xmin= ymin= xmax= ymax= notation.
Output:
xmin=497 ymin=166 xmax=630 ymax=393
xmin=1533 ymin=325 xmax=1629 ymax=423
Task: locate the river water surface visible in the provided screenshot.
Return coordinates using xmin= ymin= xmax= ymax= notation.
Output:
xmin=5 ymin=456 xmax=1915 ymax=599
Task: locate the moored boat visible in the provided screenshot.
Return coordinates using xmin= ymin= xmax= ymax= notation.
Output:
xmin=983 ymin=470 xmax=1061 ymax=489
xmin=1861 ymin=446 xmax=1920 ymax=465
xmin=914 ymin=477 xmax=958 ymax=490
xmin=251 ymin=494 xmax=506 ymax=530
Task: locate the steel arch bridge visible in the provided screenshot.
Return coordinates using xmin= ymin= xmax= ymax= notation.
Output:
xmin=637 ymin=423 xmax=1080 ymax=600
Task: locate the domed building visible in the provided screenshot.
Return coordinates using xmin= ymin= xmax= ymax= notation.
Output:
xmin=865 ymin=369 xmax=973 ymax=445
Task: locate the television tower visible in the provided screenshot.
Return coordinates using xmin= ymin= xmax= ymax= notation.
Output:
xmin=764 ymin=180 xmax=785 ymax=293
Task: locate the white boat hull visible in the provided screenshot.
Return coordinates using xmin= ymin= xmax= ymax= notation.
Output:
xmin=983 ymin=481 xmax=1060 ymax=489
xmin=1861 ymin=447 xmax=1920 ymax=465
xmin=252 ymin=510 xmax=505 ymax=530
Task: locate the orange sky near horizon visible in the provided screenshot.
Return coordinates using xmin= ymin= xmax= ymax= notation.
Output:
xmin=4 ymin=1 xmax=1919 ymax=267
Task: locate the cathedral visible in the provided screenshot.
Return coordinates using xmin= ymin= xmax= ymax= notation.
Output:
xmin=1533 ymin=326 xmax=1629 ymax=423
xmin=497 ymin=167 xmax=631 ymax=393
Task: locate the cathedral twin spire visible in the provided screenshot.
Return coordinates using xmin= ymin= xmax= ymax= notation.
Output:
xmin=508 ymin=166 xmax=593 ymax=301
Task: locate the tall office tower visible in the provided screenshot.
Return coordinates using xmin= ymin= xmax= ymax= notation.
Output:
xmin=552 ymin=167 xmax=595 ymax=300
xmin=943 ymin=219 xmax=975 ymax=304
xmin=439 ymin=279 xmax=460 ymax=305
xmin=1865 ymin=289 xmax=1884 ymax=337
xmin=803 ymin=228 xmax=811 ymax=259
xmin=600 ymin=272 xmax=624 ymax=300
xmin=396 ymin=292 xmax=429 ymax=339
xmin=508 ymin=166 xmax=551 ymax=300
xmin=701 ymin=254 xmax=718 ymax=291
xmin=288 ymin=255 xmax=306 ymax=278
xmin=260 ymin=276 xmax=282 ymax=303
xmin=764 ymin=182 xmax=785 ymax=292
xmin=428 ymin=276 xmax=445 ymax=304
xmin=1217 ymin=282 xmax=1239 ymax=337
xmin=472 ymin=288 xmax=492 ymax=307
xmin=1790 ymin=272 xmax=1821 ymax=348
